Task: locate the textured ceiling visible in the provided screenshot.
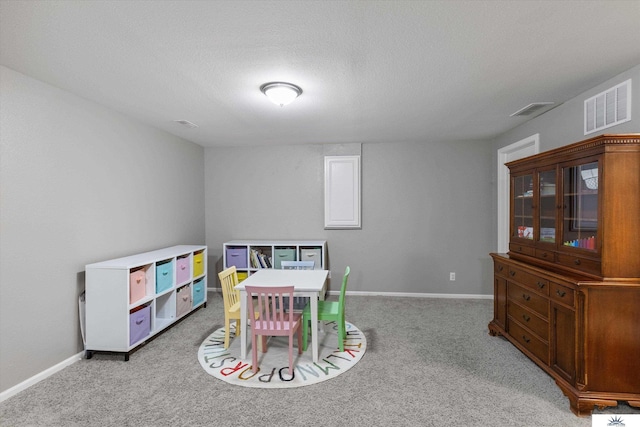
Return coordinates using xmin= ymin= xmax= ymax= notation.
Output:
xmin=1 ymin=0 xmax=640 ymax=147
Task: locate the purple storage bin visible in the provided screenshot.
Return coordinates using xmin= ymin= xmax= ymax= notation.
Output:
xmin=176 ymin=255 xmax=191 ymax=284
xmin=129 ymin=305 xmax=151 ymax=346
xmin=226 ymin=247 xmax=247 ymax=269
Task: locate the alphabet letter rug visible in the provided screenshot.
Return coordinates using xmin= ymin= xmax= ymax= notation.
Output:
xmin=198 ymin=321 xmax=366 ymax=388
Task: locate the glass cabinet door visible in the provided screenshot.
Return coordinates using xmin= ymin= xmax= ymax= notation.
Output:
xmin=537 ymin=169 xmax=557 ymax=244
xmin=512 ymin=173 xmax=534 ymax=240
xmin=561 ymin=161 xmax=598 ymax=251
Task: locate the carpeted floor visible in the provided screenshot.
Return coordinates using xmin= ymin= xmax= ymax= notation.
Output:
xmin=1 ymin=293 xmax=638 ymax=426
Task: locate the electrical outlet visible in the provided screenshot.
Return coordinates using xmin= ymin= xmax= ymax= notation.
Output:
xmin=449 ymin=272 xmax=456 ymax=281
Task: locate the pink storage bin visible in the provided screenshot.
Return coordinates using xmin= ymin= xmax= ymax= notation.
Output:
xmin=176 ymin=285 xmax=192 ymax=318
xmin=176 ymin=255 xmax=191 ymax=284
xmin=129 ymin=269 xmax=146 ymax=304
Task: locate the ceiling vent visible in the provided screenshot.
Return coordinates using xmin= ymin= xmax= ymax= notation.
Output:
xmin=584 ymin=79 xmax=631 ymax=135
xmin=510 ymin=102 xmax=555 ymax=117
xmin=174 ymin=120 xmax=199 ymax=128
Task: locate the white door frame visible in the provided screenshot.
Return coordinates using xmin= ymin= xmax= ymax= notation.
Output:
xmin=497 ymin=134 xmax=540 ymax=253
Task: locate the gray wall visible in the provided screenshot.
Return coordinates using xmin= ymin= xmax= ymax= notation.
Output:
xmin=0 ymin=66 xmax=205 ymax=393
xmin=204 ymin=139 xmax=495 ymax=296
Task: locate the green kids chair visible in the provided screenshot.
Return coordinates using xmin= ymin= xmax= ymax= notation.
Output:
xmin=302 ymin=266 xmax=350 ymax=352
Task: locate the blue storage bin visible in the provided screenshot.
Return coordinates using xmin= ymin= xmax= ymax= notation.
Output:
xmin=156 ymin=259 xmax=174 ymax=293
xmin=192 ymin=277 xmax=205 ymax=307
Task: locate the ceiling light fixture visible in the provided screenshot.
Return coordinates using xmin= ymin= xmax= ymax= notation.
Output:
xmin=260 ymin=82 xmax=302 ymax=107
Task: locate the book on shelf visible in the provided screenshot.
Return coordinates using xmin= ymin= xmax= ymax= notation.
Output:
xmin=258 ymin=253 xmax=267 ymax=268
xmin=250 ymin=249 xmax=274 ymax=269
xmin=250 ymin=249 xmax=260 ymax=268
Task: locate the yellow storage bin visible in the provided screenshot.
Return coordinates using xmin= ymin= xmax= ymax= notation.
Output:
xmin=193 ymin=250 xmax=205 ymax=278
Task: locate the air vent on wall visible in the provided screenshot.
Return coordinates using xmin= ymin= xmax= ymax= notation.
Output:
xmin=510 ymin=102 xmax=555 ymax=117
xmin=584 ymin=79 xmax=631 ymax=135
xmin=174 ymin=120 xmax=199 ymax=128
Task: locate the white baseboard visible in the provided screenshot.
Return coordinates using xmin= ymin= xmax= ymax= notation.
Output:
xmin=0 ymin=351 xmax=84 ymax=403
xmin=209 ymin=287 xmax=493 ymax=300
xmin=334 ymin=290 xmax=493 ymax=299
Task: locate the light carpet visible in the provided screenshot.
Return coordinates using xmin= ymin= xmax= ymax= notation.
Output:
xmin=198 ymin=320 xmax=366 ymax=388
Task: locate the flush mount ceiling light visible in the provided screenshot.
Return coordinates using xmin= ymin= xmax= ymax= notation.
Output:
xmin=260 ymin=82 xmax=302 ymax=107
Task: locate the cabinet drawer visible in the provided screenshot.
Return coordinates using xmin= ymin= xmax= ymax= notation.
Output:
xmin=509 ymin=243 xmax=536 ymax=257
xmin=535 ymin=249 xmax=555 ymax=263
xmin=508 ymin=267 xmax=549 ymax=295
xmin=176 ymin=255 xmax=191 ymax=285
xmin=550 ymin=282 xmax=575 ymax=307
xmin=556 ymin=253 xmax=601 ymax=276
xmin=508 ymin=302 xmax=548 ymax=340
xmin=193 ymin=251 xmax=205 ymax=277
xmin=509 ymin=319 xmax=549 ymax=364
xmin=299 ymin=248 xmax=322 ymax=269
xmin=494 ymin=260 xmax=508 ymax=278
xmin=192 ymin=278 xmax=205 ymax=307
xmin=176 ymin=284 xmax=192 ymax=318
xmin=129 ymin=269 xmax=147 ymax=304
xmin=155 ymin=259 xmax=174 ymax=293
xmin=508 ymin=283 xmax=548 ymax=318
xmin=273 ymin=248 xmax=296 ymax=269
xmin=225 ymin=247 xmax=248 ymax=269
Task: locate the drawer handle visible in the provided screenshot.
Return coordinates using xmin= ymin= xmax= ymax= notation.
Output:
xmin=574 ymin=259 xmax=581 ymax=265
xmin=541 ymin=252 xmax=548 ymax=258
xmin=518 ymin=246 xmax=522 ymax=251
xmin=537 ymin=282 xmax=545 ymax=289
xmin=136 ymin=278 xmax=142 ymax=283
xmin=522 ymin=294 xmax=531 ymax=301
xmin=522 ymin=314 xmax=531 ymax=322
xmin=510 ymin=271 xmax=516 ymax=277
xmin=181 ymin=265 xmax=186 ymax=270
xmin=136 ymin=319 xmax=144 ymax=325
xmin=522 ymin=335 xmax=531 ymax=343
xmin=497 ymin=265 xmax=504 ymax=272
xmin=556 ymin=290 xmax=566 ymax=297
xmin=163 ymin=271 xmax=168 ymax=276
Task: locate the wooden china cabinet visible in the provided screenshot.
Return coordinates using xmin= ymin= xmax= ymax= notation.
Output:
xmin=489 ymin=134 xmax=640 ymax=416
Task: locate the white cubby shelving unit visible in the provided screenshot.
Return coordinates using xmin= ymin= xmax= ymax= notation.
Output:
xmin=223 ymin=240 xmax=327 ymax=281
xmin=85 ymin=245 xmax=207 ymax=361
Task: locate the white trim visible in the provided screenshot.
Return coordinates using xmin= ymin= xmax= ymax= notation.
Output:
xmin=211 ymin=287 xmax=492 ymax=300
xmin=497 ymin=134 xmax=539 ymax=253
xmin=330 ymin=290 xmax=493 ymax=299
xmin=0 ymin=351 xmax=83 ymax=403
